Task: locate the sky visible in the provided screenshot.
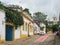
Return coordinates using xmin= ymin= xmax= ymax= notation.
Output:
xmin=0 ymin=0 xmax=60 ymax=21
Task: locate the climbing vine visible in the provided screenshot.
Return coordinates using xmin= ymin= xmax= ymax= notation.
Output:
xmin=0 ymin=2 xmax=24 ymax=29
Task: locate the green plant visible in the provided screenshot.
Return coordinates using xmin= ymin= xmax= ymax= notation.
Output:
xmin=0 ymin=2 xmax=24 ymax=29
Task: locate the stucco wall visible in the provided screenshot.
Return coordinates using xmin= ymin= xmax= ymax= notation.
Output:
xmin=15 ymin=27 xmax=20 ymax=39
xmin=40 ymin=23 xmax=46 ymax=34
xmin=33 ymin=23 xmax=40 ymax=34
xmin=0 ymin=10 xmax=5 ymax=40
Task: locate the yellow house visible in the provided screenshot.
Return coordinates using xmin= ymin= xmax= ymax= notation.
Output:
xmin=20 ymin=12 xmax=34 ymax=38
xmin=14 ymin=11 xmax=34 ymax=40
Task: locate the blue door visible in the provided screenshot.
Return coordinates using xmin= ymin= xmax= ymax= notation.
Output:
xmin=6 ymin=25 xmax=13 ymax=41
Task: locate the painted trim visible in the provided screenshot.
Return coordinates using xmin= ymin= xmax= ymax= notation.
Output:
xmin=0 ymin=40 xmax=5 ymax=43
xmin=5 ymin=22 xmax=15 ymax=41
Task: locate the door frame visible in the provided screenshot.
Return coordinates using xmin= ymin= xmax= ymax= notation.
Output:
xmin=5 ymin=23 xmax=15 ymax=41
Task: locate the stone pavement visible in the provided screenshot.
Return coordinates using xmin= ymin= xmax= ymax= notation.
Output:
xmin=1 ymin=34 xmax=60 ymax=45
xmin=54 ymin=35 xmax=60 ymax=45
xmin=1 ymin=35 xmax=41 ymax=45
xmin=39 ymin=33 xmax=60 ymax=45
xmin=39 ymin=34 xmax=55 ymax=45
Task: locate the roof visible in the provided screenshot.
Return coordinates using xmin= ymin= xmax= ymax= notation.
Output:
xmin=21 ymin=12 xmax=33 ymax=23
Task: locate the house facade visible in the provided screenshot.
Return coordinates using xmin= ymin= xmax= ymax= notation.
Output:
xmin=40 ymin=23 xmax=46 ymax=34
xmin=33 ymin=23 xmax=40 ymax=34
xmin=0 ymin=9 xmax=18 ymax=41
xmin=20 ymin=12 xmax=34 ymax=38
xmin=0 ymin=9 xmax=34 ymax=42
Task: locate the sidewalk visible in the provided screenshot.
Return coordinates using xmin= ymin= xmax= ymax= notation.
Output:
xmin=1 ymin=35 xmax=39 ymax=45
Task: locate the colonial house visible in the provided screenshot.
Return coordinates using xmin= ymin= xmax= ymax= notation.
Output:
xmin=33 ymin=23 xmax=40 ymax=34
xmin=0 ymin=9 xmax=22 ymax=42
xmin=0 ymin=7 xmax=34 ymax=42
xmin=20 ymin=11 xmax=34 ymax=38
xmin=40 ymin=23 xmax=46 ymax=34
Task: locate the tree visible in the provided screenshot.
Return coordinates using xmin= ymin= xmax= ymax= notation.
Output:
xmin=33 ymin=12 xmax=47 ymax=27
xmin=23 ymin=8 xmax=31 ymax=16
xmin=0 ymin=1 xmax=5 ymax=10
xmin=52 ymin=24 xmax=59 ymax=33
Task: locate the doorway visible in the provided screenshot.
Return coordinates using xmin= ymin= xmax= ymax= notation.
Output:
xmin=6 ymin=25 xmax=14 ymax=41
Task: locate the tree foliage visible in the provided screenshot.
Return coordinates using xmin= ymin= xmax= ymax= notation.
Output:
xmin=0 ymin=2 xmax=24 ymax=29
xmin=52 ymin=24 xmax=59 ymax=33
xmin=33 ymin=12 xmax=47 ymax=27
xmin=33 ymin=12 xmax=47 ymax=23
xmin=23 ymin=8 xmax=31 ymax=16
xmin=44 ymin=20 xmax=53 ymax=32
xmin=0 ymin=2 xmax=5 ymax=10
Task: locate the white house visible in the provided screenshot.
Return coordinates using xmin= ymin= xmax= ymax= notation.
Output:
xmin=0 ymin=9 xmax=34 ymax=42
xmin=40 ymin=23 xmax=46 ymax=34
xmin=0 ymin=9 xmax=17 ymax=41
xmin=33 ymin=23 xmax=40 ymax=34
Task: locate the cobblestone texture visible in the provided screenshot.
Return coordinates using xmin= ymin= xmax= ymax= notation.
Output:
xmin=0 ymin=34 xmax=60 ymax=45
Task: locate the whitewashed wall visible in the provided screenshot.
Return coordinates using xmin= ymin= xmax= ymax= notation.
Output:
xmin=40 ymin=23 xmax=46 ymax=34
xmin=29 ymin=32 xmax=33 ymax=35
xmin=23 ymin=17 xmax=30 ymax=23
xmin=21 ymin=17 xmax=30 ymax=35
xmin=0 ymin=10 xmax=5 ymax=40
xmin=33 ymin=23 xmax=40 ymax=34
xmin=14 ymin=15 xmax=31 ymax=39
xmin=15 ymin=27 xmax=20 ymax=39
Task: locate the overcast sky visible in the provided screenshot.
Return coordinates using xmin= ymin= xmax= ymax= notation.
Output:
xmin=0 ymin=0 xmax=60 ymax=21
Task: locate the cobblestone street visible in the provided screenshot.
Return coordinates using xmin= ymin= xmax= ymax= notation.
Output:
xmin=1 ymin=34 xmax=60 ymax=45
xmin=0 ymin=0 xmax=60 ymax=45
xmin=39 ymin=34 xmax=54 ymax=45
xmin=39 ymin=34 xmax=60 ymax=45
xmin=54 ymin=35 xmax=60 ymax=45
xmin=1 ymin=35 xmax=41 ymax=45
